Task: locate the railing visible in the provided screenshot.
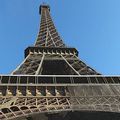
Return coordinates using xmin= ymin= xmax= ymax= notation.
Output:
xmin=0 ymin=75 xmax=120 ymax=85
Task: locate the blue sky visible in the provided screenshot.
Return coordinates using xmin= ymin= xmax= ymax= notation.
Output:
xmin=0 ymin=0 xmax=120 ymax=75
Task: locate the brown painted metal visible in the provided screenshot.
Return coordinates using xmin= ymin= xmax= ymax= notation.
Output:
xmin=0 ymin=4 xmax=119 ymax=120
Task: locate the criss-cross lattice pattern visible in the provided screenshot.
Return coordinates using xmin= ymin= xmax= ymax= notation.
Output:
xmin=1 ymin=83 xmax=120 ymax=120
xmin=0 ymin=4 xmax=119 ymax=120
xmin=35 ymin=6 xmax=65 ymax=47
xmin=12 ymin=52 xmax=99 ymax=75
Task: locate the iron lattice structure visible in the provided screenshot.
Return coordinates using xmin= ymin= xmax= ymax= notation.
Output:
xmin=0 ymin=4 xmax=120 ymax=120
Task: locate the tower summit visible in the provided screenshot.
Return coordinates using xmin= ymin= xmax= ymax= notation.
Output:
xmin=35 ymin=4 xmax=65 ymax=48
xmin=0 ymin=4 xmax=120 ymax=120
xmin=39 ymin=4 xmax=50 ymax=14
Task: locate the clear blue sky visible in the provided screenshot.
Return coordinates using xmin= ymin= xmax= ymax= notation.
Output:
xmin=0 ymin=0 xmax=120 ymax=75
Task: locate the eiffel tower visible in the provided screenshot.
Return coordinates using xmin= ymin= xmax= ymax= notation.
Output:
xmin=0 ymin=4 xmax=120 ymax=120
